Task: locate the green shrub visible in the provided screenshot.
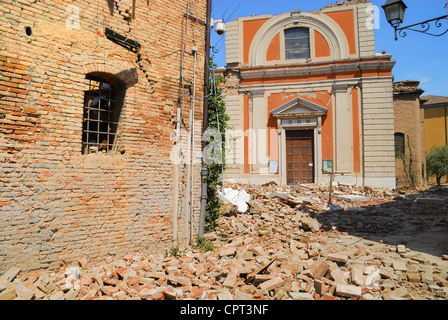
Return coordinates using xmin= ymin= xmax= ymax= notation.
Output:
xmin=165 ymin=246 xmax=184 ymax=258
xmin=194 ymin=236 xmax=214 ymax=252
xmin=204 ymin=59 xmax=229 ymax=233
xmin=426 ymin=146 xmax=448 ymax=186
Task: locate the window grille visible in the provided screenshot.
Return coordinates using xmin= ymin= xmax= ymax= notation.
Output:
xmin=285 ymin=28 xmax=311 ymax=60
xmin=82 ymin=77 xmax=121 ymax=154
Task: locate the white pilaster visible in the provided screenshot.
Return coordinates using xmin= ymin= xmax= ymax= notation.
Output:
xmin=333 ymin=84 xmax=353 ymax=174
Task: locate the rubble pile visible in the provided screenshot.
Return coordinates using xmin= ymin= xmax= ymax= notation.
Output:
xmin=1 ymin=183 xmax=447 ymax=300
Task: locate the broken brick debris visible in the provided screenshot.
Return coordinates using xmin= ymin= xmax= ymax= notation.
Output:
xmin=0 ymin=183 xmax=446 ymax=300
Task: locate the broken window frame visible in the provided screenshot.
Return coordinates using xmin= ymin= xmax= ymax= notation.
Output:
xmin=82 ymin=75 xmax=123 ymax=155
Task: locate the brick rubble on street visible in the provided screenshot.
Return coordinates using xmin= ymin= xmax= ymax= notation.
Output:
xmin=1 ymin=183 xmax=447 ymax=300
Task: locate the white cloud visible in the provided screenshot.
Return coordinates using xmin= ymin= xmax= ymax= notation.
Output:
xmin=419 ymin=77 xmax=430 ymax=84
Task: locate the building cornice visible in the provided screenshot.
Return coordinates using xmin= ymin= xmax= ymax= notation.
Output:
xmin=237 ymin=76 xmax=393 ymax=94
xmin=235 ymin=54 xmax=393 ymax=71
xmin=238 ymin=59 xmax=395 ymax=80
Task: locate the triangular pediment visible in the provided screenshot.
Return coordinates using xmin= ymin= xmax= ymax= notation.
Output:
xmin=271 ymin=97 xmax=328 ymax=118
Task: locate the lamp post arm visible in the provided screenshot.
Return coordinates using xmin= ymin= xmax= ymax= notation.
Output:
xmin=394 ymin=15 xmax=448 ymax=40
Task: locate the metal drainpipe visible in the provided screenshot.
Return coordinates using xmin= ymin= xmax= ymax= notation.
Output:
xmin=185 ymin=89 xmax=192 ymax=245
xmin=199 ymin=0 xmax=212 ymax=237
xmin=190 ymin=47 xmax=198 ymax=245
xmin=173 ymin=100 xmax=181 ymax=246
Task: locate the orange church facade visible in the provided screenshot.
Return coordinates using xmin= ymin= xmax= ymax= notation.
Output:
xmin=221 ymin=1 xmax=397 ymax=188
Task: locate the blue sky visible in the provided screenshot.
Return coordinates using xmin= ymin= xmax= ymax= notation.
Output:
xmin=210 ymin=0 xmax=448 ymax=96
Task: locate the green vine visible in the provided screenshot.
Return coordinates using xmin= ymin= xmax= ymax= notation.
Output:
xmin=204 ymin=59 xmax=229 ymax=233
xmin=401 ymin=135 xmax=417 ymax=187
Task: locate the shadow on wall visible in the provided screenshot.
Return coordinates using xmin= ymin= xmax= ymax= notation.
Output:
xmin=107 ymin=0 xmax=115 ymax=15
xmin=115 ymin=67 xmax=139 ymax=88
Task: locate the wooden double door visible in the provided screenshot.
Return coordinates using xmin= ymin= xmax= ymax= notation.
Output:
xmin=286 ymin=130 xmax=315 ymax=185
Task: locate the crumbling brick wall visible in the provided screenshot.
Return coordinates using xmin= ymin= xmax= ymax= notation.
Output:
xmin=0 ymin=0 xmax=206 ymax=272
xmin=393 ymin=82 xmax=426 ymax=188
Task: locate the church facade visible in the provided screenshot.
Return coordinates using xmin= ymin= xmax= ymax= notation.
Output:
xmin=221 ymin=1 xmax=397 ymax=189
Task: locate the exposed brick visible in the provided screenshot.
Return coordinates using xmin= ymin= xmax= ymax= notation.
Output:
xmin=335 ymin=284 xmax=362 ymax=299
xmin=406 ymin=272 xmax=420 ymax=284
xmin=14 ymin=283 xmax=35 ymax=300
xmin=219 ymin=246 xmax=237 ymax=257
xmin=223 ymin=274 xmax=238 ymax=289
xmin=393 ymin=83 xmax=426 ymax=188
xmin=0 ymin=267 xmax=21 ymax=282
xmin=309 ymin=261 xmax=329 ymax=279
xmin=314 ymin=279 xmax=327 ymax=295
xmin=327 ymin=253 xmax=349 ymax=264
xmin=351 ymin=267 xmax=365 ymax=286
xmin=0 ymin=0 xmax=207 ymax=273
xmin=258 ymin=276 xmax=285 ymax=291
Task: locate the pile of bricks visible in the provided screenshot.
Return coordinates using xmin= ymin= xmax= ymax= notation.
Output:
xmin=1 ymin=184 xmax=447 ymax=300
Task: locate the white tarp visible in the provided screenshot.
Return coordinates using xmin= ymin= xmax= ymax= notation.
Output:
xmin=218 ymin=188 xmax=251 ymax=213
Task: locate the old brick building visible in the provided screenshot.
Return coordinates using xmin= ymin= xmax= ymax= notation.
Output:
xmin=221 ymin=1 xmax=397 ymax=189
xmin=0 ymin=0 xmax=207 ymax=272
xmin=392 ymin=81 xmax=426 ymax=188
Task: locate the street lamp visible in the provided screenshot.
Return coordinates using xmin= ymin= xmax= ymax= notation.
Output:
xmin=382 ymin=0 xmax=448 ymax=40
xmin=382 ymin=0 xmax=407 ymax=28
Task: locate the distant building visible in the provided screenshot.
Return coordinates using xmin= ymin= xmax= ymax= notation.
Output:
xmin=422 ymin=94 xmax=448 ymax=184
xmin=221 ymin=1 xmax=397 ymax=189
xmin=393 ymin=81 xmax=426 ymax=188
xmin=422 ymin=95 xmax=448 ymax=150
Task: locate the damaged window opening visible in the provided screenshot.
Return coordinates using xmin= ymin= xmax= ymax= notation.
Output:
xmin=394 ymin=132 xmax=405 ymax=158
xmin=82 ymin=74 xmax=125 ymax=155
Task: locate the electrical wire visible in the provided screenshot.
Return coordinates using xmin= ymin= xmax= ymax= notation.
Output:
xmin=180 ymin=0 xmax=191 ymax=125
xmin=191 ymin=0 xmax=207 ymax=52
xmin=222 ymin=2 xmax=241 ymax=23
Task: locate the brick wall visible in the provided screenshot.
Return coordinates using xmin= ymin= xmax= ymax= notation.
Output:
xmin=393 ymin=92 xmax=426 ymax=188
xmin=0 ymin=0 xmax=207 ymax=272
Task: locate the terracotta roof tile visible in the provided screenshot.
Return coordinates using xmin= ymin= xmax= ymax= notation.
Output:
xmin=421 ymin=95 xmax=448 ymax=106
xmin=393 ymin=81 xmax=424 ymax=94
